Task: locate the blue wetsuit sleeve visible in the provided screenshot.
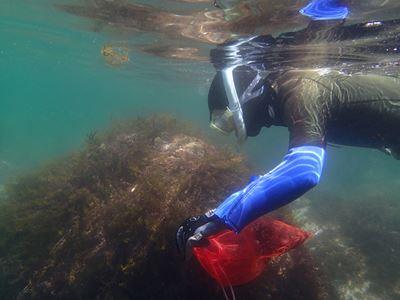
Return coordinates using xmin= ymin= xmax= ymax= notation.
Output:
xmin=214 ymin=146 xmax=325 ymax=232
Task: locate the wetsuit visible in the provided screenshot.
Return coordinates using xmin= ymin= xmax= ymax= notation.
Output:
xmin=213 ymin=68 xmax=400 ymax=232
xmin=274 ymin=69 xmax=400 ymax=154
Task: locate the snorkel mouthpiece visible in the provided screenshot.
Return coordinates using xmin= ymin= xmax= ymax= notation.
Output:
xmin=210 ymin=108 xmax=235 ymax=135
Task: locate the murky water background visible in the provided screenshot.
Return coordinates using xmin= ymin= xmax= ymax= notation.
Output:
xmin=1 ymin=0 xmax=400 ymax=299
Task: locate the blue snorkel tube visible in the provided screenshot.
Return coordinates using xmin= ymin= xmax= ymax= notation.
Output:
xmin=300 ymin=0 xmax=349 ymax=21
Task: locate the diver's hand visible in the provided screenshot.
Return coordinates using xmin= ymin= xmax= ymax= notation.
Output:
xmin=176 ymin=209 xmax=226 ymax=260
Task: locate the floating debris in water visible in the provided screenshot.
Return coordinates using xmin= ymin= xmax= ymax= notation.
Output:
xmin=101 ymin=44 xmax=129 ymax=67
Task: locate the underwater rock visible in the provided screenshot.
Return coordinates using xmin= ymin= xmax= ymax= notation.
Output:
xmin=0 ymin=115 xmax=327 ymax=299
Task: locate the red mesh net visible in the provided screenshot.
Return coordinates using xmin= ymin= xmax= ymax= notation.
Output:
xmin=192 ymin=217 xmax=310 ymax=287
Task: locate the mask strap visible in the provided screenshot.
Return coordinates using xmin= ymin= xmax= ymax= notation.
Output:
xmin=240 ymin=71 xmax=264 ymax=105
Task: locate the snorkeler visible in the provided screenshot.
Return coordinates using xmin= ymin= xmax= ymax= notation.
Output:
xmin=176 ymin=18 xmax=400 ymax=258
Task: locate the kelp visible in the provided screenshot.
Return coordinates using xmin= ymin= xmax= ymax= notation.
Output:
xmin=0 ymin=115 xmax=327 ymax=299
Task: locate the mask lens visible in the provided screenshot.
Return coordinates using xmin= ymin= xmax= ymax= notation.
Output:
xmin=210 ymin=108 xmax=235 ymax=135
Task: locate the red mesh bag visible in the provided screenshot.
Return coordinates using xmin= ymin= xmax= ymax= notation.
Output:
xmin=192 ymin=217 xmax=310 ymax=287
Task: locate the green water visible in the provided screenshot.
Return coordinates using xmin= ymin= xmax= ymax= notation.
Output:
xmin=1 ymin=0 xmax=213 ymax=182
xmin=1 ymin=0 xmax=400 ymax=299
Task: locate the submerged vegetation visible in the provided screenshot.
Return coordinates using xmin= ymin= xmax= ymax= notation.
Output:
xmin=292 ymin=190 xmax=400 ymax=300
xmin=101 ymin=44 xmax=130 ymax=67
xmin=0 ymin=115 xmax=326 ymax=299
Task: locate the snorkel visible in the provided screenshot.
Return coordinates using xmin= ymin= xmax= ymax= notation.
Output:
xmin=217 ymin=36 xmax=259 ymax=144
xmin=221 ymin=66 xmax=247 ymax=144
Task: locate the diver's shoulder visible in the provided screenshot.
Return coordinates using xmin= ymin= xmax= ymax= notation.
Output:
xmin=276 ymin=68 xmax=344 ymax=82
xmin=274 ymin=68 xmax=347 ymax=94
xmin=274 ymin=69 xmax=332 ymax=92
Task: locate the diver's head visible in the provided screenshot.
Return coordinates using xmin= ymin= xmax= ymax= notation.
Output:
xmin=208 ymin=66 xmax=276 ymax=142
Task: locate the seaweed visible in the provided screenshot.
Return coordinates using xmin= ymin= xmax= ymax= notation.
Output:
xmin=294 ymin=191 xmax=400 ymax=299
xmin=0 ymin=115 xmax=327 ymax=299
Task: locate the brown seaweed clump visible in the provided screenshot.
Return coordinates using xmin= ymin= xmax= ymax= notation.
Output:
xmin=0 ymin=115 xmax=328 ymax=299
xmin=101 ymin=44 xmax=130 ymax=66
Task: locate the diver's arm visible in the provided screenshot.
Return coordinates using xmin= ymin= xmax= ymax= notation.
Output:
xmin=177 ymin=145 xmax=325 ymax=258
xmin=214 ymin=145 xmax=325 ymax=232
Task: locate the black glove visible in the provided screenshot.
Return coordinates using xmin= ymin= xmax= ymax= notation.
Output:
xmin=176 ymin=209 xmax=226 ymax=260
xmin=213 ymin=0 xmax=221 ymax=8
